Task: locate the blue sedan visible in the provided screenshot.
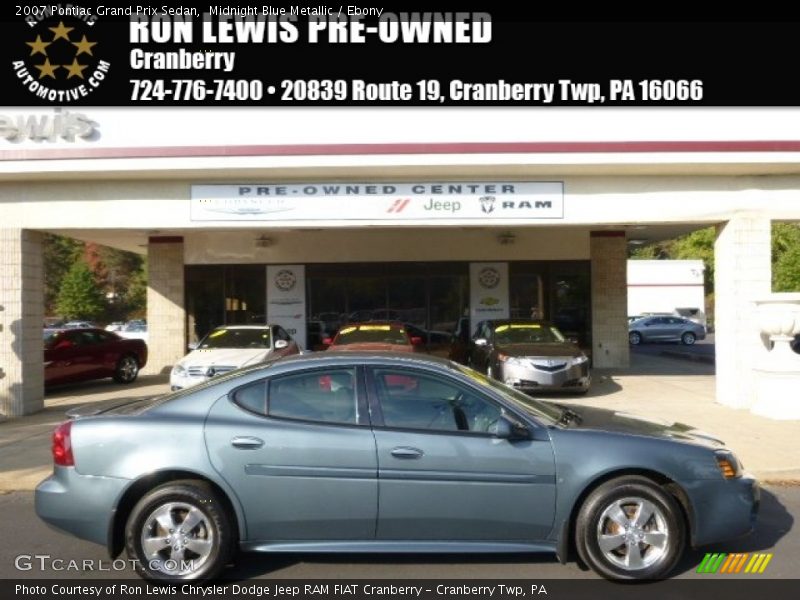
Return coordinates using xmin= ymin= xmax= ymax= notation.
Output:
xmin=36 ymin=352 xmax=757 ymax=581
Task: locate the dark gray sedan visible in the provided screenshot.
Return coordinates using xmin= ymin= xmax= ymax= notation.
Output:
xmin=36 ymin=353 xmax=757 ymax=581
xmin=628 ymin=316 xmax=707 ymax=346
xmin=469 ymin=319 xmax=590 ymax=393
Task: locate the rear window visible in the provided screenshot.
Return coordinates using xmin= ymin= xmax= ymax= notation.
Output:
xmin=334 ymin=324 xmax=409 ymax=346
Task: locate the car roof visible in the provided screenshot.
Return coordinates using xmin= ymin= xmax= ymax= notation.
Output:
xmin=277 ymin=350 xmax=454 ymax=368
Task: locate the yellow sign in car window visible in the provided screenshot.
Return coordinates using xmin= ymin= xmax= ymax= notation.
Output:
xmin=510 ymin=324 xmax=541 ymax=329
xmin=359 ymin=325 xmax=391 ymax=331
xmin=208 ymin=330 xmax=227 ymax=338
xmin=339 ymin=326 xmax=357 ymax=335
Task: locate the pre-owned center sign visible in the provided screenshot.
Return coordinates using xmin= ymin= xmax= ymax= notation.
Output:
xmin=190 ymin=182 xmax=564 ymax=221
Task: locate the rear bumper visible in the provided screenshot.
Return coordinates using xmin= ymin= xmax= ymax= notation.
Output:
xmin=686 ymin=472 xmax=760 ymax=547
xmin=35 ymin=467 xmax=129 ymax=548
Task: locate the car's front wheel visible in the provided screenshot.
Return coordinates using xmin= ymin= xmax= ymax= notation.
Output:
xmin=113 ymin=354 xmax=139 ymax=383
xmin=681 ymin=332 xmax=697 ymax=346
xmin=125 ymin=481 xmax=234 ymax=581
xmin=628 ymin=332 xmax=642 ymax=345
xmin=575 ymin=476 xmax=685 ymax=580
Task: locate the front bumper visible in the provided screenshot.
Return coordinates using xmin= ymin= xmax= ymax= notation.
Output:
xmin=499 ymin=359 xmax=590 ymax=392
xmin=35 ymin=466 xmax=129 ymax=548
xmin=169 ymin=372 xmax=208 ymax=391
xmin=685 ymin=472 xmax=760 ymax=547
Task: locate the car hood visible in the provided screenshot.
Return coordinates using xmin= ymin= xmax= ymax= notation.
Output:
xmin=177 ymin=348 xmax=270 ymax=367
xmin=556 ymin=403 xmax=726 ymax=448
xmin=497 ymin=343 xmax=582 ymax=358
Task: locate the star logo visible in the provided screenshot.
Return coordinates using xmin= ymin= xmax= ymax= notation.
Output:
xmin=26 ymin=35 xmax=51 ymax=56
xmin=34 ymin=58 xmax=59 ymax=79
xmin=13 ymin=15 xmax=110 ymax=105
xmin=63 ymin=59 xmax=88 ymax=79
xmin=48 ymin=21 xmax=74 ymax=41
xmin=71 ymin=35 xmax=96 ymax=57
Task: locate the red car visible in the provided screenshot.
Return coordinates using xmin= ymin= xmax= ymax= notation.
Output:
xmin=324 ymin=322 xmax=423 ymax=352
xmin=44 ymin=328 xmax=148 ymax=387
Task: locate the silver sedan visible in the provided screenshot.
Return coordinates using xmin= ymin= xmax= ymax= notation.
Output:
xmin=628 ymin=316 xmax=707 ymax=346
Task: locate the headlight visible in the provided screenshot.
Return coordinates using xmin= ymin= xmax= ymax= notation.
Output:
xmin=715 ymin=450 xmax=742 ymax=479
xmin=498 ymin=354 xmax=525 ymax=366
xmin=171 ymin=364 xmax=186 ymax=376
xmin=571 ymin=354 xmax=589 ymax=366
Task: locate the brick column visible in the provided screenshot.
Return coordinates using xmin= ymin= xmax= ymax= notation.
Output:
xmin=590 ymin=231 xmax=630 ymax=369
xmin=715 ymin=216 xmax=771 ymax=409
xmin=0 ymin=229 xmax=44 ymax=417
xmin=143 ymin=237 xmax=185 ymax=376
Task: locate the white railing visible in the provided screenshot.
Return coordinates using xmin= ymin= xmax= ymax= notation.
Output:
xmin=752 ymin=294 xmax=800 ymax=419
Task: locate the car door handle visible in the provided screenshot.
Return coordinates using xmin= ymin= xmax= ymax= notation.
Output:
xmin=390 ymin=447 xmax=424 ymax=459
xmin=231 ymin=436 xmax=264 ymax=449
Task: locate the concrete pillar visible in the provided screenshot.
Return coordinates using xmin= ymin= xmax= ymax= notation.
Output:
xmin=0 ymin=229 xmax=44 ymax=417
xmin=143 ymin=237 xmax=185 ymax=376
xmin=715 ymin=216 xmax=771 ymax=409
xmin=590 ymin=231 xmax=630 ymax=369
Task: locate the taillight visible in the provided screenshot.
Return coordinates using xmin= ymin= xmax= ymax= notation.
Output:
xmin=52 ymin=421 xmax=74 ymax=467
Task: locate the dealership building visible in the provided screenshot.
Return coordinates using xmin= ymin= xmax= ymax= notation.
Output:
xmin=2 ymin=108 xmax=800 ymax=419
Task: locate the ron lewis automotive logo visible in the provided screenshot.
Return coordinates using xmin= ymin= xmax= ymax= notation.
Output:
xmin=12 ymin=10 xmax=110 ymax=103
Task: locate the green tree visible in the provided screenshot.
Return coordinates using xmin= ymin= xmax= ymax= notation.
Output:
xmin=772 ymin=222 xmax=800 ymax=292
xmin=43 ymin=234 xmax=84 ymax=314
xmin=56 ymin=261 xmax=106 ymax=321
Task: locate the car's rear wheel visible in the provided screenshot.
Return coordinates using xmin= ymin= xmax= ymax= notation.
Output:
xmin=113 ymin=354 xmax=139 ymax=383
xmin=629 ymin=332 xmax=642 ymax=345
xmin=125 ymin=481 xmax=233 ymax=581
xmin=575 ymin=476 xmax=685 ymax=580
xmin=681 ymin=332 xmax=696 ymax=346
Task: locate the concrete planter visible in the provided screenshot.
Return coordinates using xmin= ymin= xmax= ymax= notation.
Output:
xmin=752 ymin=295 xmax=800 ymax=420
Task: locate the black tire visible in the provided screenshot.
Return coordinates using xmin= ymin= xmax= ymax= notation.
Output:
xmin=125 ymin=481 xmax=234 ymax=581
xmin=113 ymin=354 xmax=140 ymax=383
xmin=680 ymin=332 xmax=696 ymax=346
xmin=575 ymin=476 xmax=685 ymax=580
xmin=629 ymin=332 xmax=642 ymax=346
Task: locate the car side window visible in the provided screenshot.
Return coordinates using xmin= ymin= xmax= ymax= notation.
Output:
xmin=232 ymin=380 xmax=267 ymax=414
xmin=373 ymin=369 xmax=503 ymax=434
xmin=272 ymin=326 xmax=290 ymax=342
xmin=268 ymin=368 xmax=357 ymax=425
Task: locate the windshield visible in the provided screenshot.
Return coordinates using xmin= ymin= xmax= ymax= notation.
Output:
xmin=198 ymin=328 xmax=271 ymax=349
xmin=334 ymin=324 xmax=409 ymax=345
xmin=452 ymin=363 xmax=562 ymax=425
xmin=493 ymin=323 xmax=565 ymax=345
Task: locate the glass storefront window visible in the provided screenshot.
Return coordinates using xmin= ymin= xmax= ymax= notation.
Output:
xmin=186 ymin=261 xmax=589 ymax=353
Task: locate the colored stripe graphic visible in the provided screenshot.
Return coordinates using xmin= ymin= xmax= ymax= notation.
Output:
xmin=699 ymin=552 xmax=773 ymax=574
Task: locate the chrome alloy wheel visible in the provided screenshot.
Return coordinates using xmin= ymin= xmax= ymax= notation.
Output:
xmin=595 ymin=496 xmax=669 ymax=571
xmin=117 ymin=356 xmax=138 ymax=382
xmin=140 ymin=502 xmax=214 ymax=576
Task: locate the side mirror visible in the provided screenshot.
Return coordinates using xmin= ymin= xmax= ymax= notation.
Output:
xmin=187 ymin=342 xmax=198 ymax=351
xmin=410 ymin=336 xmax=423 ymax=346
xmin=489 ymin=416 xmax=530 ymax=441
xmin=274 ymin=339 xmax=289 ymax=350
xmin=322 ymin=337 xmax=333 ymax=346
xmin=474 ymin=338 xmax=488 ymax=347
